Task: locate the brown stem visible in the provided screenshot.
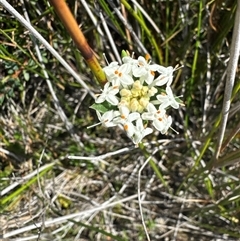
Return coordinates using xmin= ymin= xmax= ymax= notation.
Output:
xmin=49 ymin=0 xmax=107 ymax=86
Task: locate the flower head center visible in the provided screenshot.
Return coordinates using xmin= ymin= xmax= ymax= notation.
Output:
xmin=119 ymin=80 xmax=153 ymax=113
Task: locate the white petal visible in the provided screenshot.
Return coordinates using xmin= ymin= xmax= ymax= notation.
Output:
xmin=137 ymin=56 xmax=147 ymax=65
xmin=141 ymin=112 xmax=154 ymax=120
xmin=119 ymin=105 xmax=130 ymax=117
xmin=160 ymin=116 xmax=172 ymax=134
xmin=153 ymin=119 xmax=164 ymax=131
xmin=95 ymin=94 xmax=106 ymax=103
xmin=96 ymin=110 xmax=102 ymax=121
xmin=106 ymin=94 xmax=119 ymax=105
xmin=133 ymin=67 xmax=146 ymax=77
xmin=109 ymin=87 xmax=119 ymax=96
xmin=166 ymin=86 xmax=179 ymax=109
xmin=112 ymin=78 xmax=120 ymax=87
xmin=135 ymin=118 xmax=144 ymax=130
xmin=149 ymin=64 xmax=161 ymax=71
xmin=120 ymin=74 xmax=134 ymax=85
xmin=101 ymin=111 xmax=116 ymax=127
xmin=146 ymin=75 xmax=155 ymax=85
xmin=122 ymin=56 xmax=137 ymax=64
xmin=157 ymin=66 xmax=173 ymax=74
xmin=124 ymin=122 xmax=135 ymax=137
xmin=128 ymin=112 xmax=140 ymax=122
xmin=102 ymin=82 xmax=110 ymax=90
xmin=104 ymin=62 xmax=119 ymax=76
xmin=143 ymin=127 xmax=153 ymax=136
xmin=166 ymin=75 xmax=173 ymax=86
xmin=157 ymin=94 xmax=168 ymax=108
xmin=147 ymin=103 xmax=157 ymax=113
xmin=154 ymin=74 xmax=170 ymax=86
xmin=171 ymin=101 xmax=179 ymax=109
xmin=119 ymin=63 xmax=132 ymax=74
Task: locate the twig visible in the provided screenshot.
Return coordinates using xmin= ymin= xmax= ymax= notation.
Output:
xmin=99 ymin=11 xmax=122 ymax=63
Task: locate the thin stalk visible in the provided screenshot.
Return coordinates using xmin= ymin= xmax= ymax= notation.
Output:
xmin=98 ymin=0 xmax=126 ymax=38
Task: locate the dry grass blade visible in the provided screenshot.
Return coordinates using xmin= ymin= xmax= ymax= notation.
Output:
xmin=214 ymin=0 xmax=240 ymax=160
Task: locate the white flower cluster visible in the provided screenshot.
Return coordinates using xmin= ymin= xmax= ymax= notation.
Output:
xmin=91 ymin=52 xmax=181 ymax=144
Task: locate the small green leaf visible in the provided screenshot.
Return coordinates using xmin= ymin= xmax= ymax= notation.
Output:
xmin=23 ymin=70 xmax=30 ymax=81
xmin=90 ymin=101 xmax=113 ymax=113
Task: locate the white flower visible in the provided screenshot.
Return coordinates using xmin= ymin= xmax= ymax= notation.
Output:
xmin=151 ymin=66 xmax=174 ymax=87
xmin=88 ymin=110 xmax=119 ymax=129
xmin=157 ymin=86 xmax=179 ymax=109
xmin=92 ymin=53 xmax=181 ymax=143
xmin=132 ymin=56 xmax=161 ymax=85
xmin=142 ymin=103 xmax=172 ymax=134
xmin=95 ymin=81 xmax=119 ymax=106
xmin=115 ymin=64 xmax=134 ymax=86
xmin=96 ymin=110 xmax=120 ymax=127
xmin=132 ymin=118 xmax=153 ymax=144
xmin=160 ymin=115 xmax=172 ymax=134
xmin=103 ymin=62 xmax=119 ymax=82
xmin=114 ymin=106 xmax=140 ymax=137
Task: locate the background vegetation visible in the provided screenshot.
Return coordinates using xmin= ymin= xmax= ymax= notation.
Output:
xmin=0 ymin=0 xmax=240 ymax=240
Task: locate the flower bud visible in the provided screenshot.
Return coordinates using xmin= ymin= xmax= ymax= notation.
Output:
xmin=139 ymin=97 xmax=149 ymax=109
xmin=148 ymin=87 xmax=158 ymax=96
xmin=141 ymin=86 xmax=149 ymax=95
xmin=120 ymin=88 xmax=131 ymax=97
xmin=131 ymin=88 xmax=140 ymax=97
xmin=132 ymin=80 xmax=142 ymax=90
xmin=130 ymin=98 xmax=139 ymax=112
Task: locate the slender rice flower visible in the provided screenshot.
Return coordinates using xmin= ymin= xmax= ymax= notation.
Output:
xmin=96 ymin=110 xmax=120 ymax=127
xmin=103 ymin=62 xmax=119 ymax=82
xmin=132 ymin=118 xmax=153 ymax=144
xmin=150 ymin=66 xmax=174 ymax=87
xmin=157 ymin=86 xmax=179 ymax=109
xmin=90 ymin=51 xmax=182 ymax=144
xmin=112 ymin=64 xmax=134 ymax=86
xmin=87 ymin=110 xmax=120 ymax=129
xmin=132 ymin=55 xmax=162 ymax=85
xmin=114 ymin=105 xmax=140 ymax=137
xmin=141 ymin=103 xmax=172 ymax=134
xmin=95 ymin=80 xmax=120 ymax=106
